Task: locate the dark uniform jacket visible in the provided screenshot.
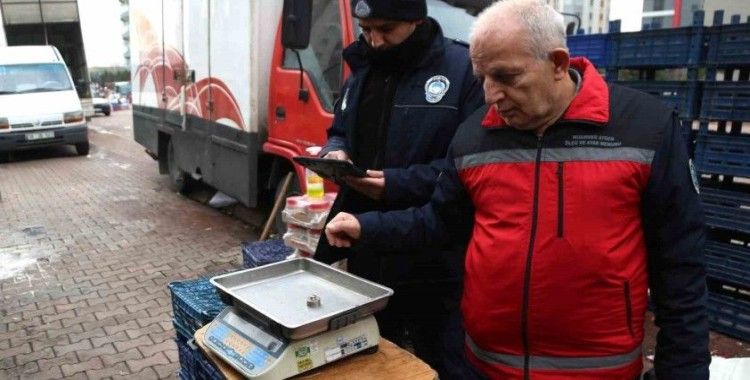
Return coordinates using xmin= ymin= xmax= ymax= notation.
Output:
xmin=316 ymin=19 xmax=484 ymax=286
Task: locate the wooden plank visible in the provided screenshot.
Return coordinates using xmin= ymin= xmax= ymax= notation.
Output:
xmin=194 ymin=325 xmax=437 ymax=379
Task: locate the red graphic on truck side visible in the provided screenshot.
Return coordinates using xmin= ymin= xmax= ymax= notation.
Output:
xmin=132 ymin=12 xmax=245 ymax=130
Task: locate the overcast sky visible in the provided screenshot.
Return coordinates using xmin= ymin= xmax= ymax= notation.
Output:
xmin=79 ymin=0 xmax=127 ymax=68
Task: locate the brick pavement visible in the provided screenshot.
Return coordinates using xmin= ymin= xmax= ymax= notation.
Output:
xmin=0 ymin=111 xmax=257 ymax=379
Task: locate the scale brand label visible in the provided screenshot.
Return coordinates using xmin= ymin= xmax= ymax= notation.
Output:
xmin=295 ymin=346 xmax=310 ymax=358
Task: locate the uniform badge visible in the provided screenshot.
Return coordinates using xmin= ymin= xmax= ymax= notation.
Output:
xmin=424 ymin=75 xmax=450 ymax=104
xmin=354 ymin=0 xmax=371 ymax=18
xmin=689 ymin=159 xmax=700 ymax=194
xmin=341 ymin=87 xmax=349 ymax=111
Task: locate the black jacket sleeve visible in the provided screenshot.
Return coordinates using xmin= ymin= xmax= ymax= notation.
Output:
xmin=320 ymin=79 xmax=352 ymax=157
xmin=641 ymin=112 xmax=710 ymax=379
xmin=356 ymin=149 xmax=474 ymax=254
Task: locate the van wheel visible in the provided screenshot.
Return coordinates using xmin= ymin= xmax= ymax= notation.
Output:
xmin=104 ymin=108 xmax=111 ymax=116
xmin=273 ymin=171 xmax=301 ymax=235
xmin=167 ymin=139 xmax=191 ymax=193
xmin=76 ymin=142 xmax=90 ymax=156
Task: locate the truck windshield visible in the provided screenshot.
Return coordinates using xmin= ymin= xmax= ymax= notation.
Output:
xmin=0 ymin=63 xmax=73 ymax=95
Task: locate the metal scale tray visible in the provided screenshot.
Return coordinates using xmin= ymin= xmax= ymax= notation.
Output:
xmin=210 ymin=258 xmax=393 ymax=340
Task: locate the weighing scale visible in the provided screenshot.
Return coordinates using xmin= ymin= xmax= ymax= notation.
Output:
xmin=204 ymin=258 xmax=393 ymax=379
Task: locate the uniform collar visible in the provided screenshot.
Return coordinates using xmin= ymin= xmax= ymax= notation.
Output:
xmin=481 ymin=57 xmax=610 ymax=129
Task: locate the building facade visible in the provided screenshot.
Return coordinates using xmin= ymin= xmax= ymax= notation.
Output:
xmin=546 ymin=0 xmax=611 ymax=34
xmin=643 ymin=0 xmax=750 ymax=28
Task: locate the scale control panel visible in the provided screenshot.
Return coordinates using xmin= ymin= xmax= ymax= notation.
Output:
xmin=204 ymin=307 xmax=381 ymax=379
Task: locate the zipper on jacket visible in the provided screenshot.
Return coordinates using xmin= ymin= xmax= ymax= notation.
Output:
xmin=624 ymin=281 xmax=635 ymax=337
xmin=522 ymin=135 xmax=544 ymax=380
xmin=557 ymin=162 xmax=564 ymax=238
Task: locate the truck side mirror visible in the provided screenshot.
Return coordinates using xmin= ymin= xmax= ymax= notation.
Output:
xmin=281 ymin=0 xmax=312 ymax=50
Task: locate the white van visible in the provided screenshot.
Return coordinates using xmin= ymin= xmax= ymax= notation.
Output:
xmin=0 ymin=46 xmax=89 ymax=158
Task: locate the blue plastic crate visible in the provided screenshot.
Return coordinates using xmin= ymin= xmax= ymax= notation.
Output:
xmin=700 ymin=187 xmax=750 ymax=234
xmin=567 ymin=33 xmax=610 ymax=68
xmin=700 ymin=82 xmax=750 ymax=122
xmin=195 ymin=347 xmax=225 ymax=380
xmin=169 ymin=277 xmax=227 ymax=336
xmin=694 ymin=133 xmax=750 ymax=177
xmin=705 ymin=22 xmax=750 ymax=67
xmin=707 ymin=292 xmax=750 ymax=342
xmin=173 ymin=318 xmax=193 ymax=344
xmin=242 ymin=239 xmax=293 ymax=268
xmin=608 ymin=25 xmax=705 ymax=68
xmin=705 ymin=238 xmax=750 ymax=289
xmin=615 ymin=81 xmax=701 ymax=119
xmin=176 ymin=339 xmax=199 ymax=380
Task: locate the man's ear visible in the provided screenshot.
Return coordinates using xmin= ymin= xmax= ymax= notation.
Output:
xmin=549 ymin=48 xmax=570 ymax=80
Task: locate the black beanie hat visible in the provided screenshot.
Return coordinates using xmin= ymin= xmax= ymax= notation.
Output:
xmin=351 ymin=0 xmax=427 ymax=21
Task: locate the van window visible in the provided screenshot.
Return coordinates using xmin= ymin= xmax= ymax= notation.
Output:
xmin=0 ymin=63 xmax=73 ymax=94
xmin=283 ymin=0 xmax=343 ymax=113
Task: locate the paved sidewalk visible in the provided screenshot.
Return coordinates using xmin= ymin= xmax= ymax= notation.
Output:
xmin=0 ymin=111 xmax=255 ymax=379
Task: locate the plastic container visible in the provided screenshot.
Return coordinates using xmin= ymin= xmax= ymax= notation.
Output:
xmin=308 ymin=229 xmax=322 ymax=248
xmin=282 ymin=197 xmax=331 ymax=229
xmin=308 ymin=200 xmax=331 ymax=228
xmin=305 ymin=146 xmax=324 ymax=199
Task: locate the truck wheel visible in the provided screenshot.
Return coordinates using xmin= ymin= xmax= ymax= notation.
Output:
xmin=273 ymin=171 xmax=301 ymax=235
xmin=75 ymin=141 xmax=90 ymax=156
xmin=104 ymin=108 xmax=111 ymax=116
xmin=167 ymin=139 xmax=191 ymax=193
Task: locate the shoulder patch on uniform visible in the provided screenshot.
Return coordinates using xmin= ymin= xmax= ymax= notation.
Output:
xmin=689 ymin=159 xmax=700 ymax=194
xmin=425 ymin=75 xmax=450 ymax=103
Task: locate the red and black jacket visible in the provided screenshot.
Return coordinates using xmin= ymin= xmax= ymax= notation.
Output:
xmin=357 ymin=58 xmax=709 ymax=379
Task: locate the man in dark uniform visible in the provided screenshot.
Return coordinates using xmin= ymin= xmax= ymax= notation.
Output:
xmin=314 ymin=0 xmax=485 ymax=378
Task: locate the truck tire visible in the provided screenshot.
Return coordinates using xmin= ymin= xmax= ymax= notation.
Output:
xmin=167 ymin=139 xmax=191 ymax=193
xmin=274 ymin=171 xmax=301 ymax=235
xmin=104 ymin=107 xmax=111 ymax=116
xmin=75 ymin=141 xmax=90 ymax=156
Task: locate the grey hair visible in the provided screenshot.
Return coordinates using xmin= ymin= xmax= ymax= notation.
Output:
xmin=470 ymin=0 xmax=567 ymax=60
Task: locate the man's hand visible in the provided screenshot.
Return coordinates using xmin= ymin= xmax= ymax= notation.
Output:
xmin=325 ymin=212 xmax=361 ymax=248
xmin=345 ymin=170 xmax=385 ymax=200
xmin=323 ymin=150 xmax=351 ymax=162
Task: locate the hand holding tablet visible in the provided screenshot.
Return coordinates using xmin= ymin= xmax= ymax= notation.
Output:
xmin=293 ymin=157 xmax=367 ymax=183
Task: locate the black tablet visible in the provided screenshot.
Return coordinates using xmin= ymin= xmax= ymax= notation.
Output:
xmin=293 ymin=157 xmax=367 ymax=181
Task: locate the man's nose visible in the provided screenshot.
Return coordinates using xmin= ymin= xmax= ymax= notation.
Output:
xmin=483 ymin=79 xmax=506 ymax=105
xmin=369 ymin=32 xmax=385 ymax=49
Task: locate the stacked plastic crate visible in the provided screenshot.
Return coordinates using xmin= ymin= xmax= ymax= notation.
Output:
xmin=566 ymin=28 xmax=610 ymax=70
xmin=694 ymin=11 xmax=750 ymax=342
xmin=168 ymin=277 xmax=227 ymax=380
xmin=607 ymin=13 xmax=705 ymax=148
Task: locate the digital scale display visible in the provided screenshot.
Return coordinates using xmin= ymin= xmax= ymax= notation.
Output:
xmin=205 ymin=308 xmax=288 ymax=375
